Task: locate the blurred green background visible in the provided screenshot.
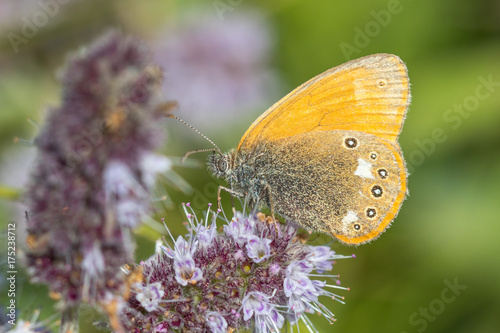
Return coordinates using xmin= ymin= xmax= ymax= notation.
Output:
xmin=1 ymin=0 xmax=499 ymax=332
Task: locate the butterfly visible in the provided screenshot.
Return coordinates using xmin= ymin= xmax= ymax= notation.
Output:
xmin=175 ymin=53 xmax=410 ymax=245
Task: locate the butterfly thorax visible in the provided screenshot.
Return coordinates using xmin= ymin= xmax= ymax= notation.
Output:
xmin=207 ymin=148 xmax=267 ymax=208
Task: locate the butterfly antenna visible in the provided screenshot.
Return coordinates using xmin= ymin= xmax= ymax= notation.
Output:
xmin=165 ymin=114 xmax=222 ymax=162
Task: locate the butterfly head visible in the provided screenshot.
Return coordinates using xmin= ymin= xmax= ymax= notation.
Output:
xmin=207 ymin=150 xmax=237 ymax=181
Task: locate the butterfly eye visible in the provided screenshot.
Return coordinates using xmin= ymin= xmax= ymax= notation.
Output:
xmin=218 ymin=158 xmax=229 ymax=172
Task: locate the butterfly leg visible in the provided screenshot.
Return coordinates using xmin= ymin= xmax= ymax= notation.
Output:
xmin=263 ymin=184 xmax=281 ymax=237
xmin=217 ymin=186 xmax=244 ymax=211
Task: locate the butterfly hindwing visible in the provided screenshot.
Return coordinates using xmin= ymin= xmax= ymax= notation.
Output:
xmin=254 ymin=130 xmax=406 ymax=245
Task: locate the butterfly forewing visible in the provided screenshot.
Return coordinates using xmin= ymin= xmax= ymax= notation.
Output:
xmin=238 ymin=53 xmax=410 ymax=151
xmin=214 ymin=54 xmax=410 ymax=245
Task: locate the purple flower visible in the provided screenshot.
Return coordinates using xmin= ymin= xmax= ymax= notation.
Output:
xmin=206 ymin=311 xmax=228 ymax=333
xmin=23 ymin=30 xmax=169 ymax=331
xmin=185 ymin=203 xmax=217 ymax=247
xmin=162 ymin=234 xmax=203 ymax=286
xmin=242 ymin=291 xmax=284 ymax=332
xmin=121 ymin=206 xmax=352 ymax=332
xmin=134 ymin=281 xmax=165 ymax=312
xmin=306 ymin=245 xmax=335 ymax=272
xmin=256 ymin=309 xmax=285 ymax=333
xmin=223 ymin=211 xmax=256 ymax=246
xmin=246 ymin=235 xmax=272 ymax=263
xmin=242 ymin=291 xmax=273 ymax=320
xmin=284 ymin=260 xmax=316 ymax=297
xmin=269 ymin=263 xmax=281 ymax=276
xmin=284 ymin=254 xmax=353 ymax=326
xmin=162 ymin=235 xmax=197 ymax=260
xmin=173 ymin=253 xmax=204 ymax=286
xmin=195 ymin=223 xmax=217 ymax=246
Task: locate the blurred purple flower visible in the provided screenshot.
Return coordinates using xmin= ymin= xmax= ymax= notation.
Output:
xmin=152 ymin=12 xmax=278 ymax=126
xmin=23 ymin=30 xmax=169 ymax=332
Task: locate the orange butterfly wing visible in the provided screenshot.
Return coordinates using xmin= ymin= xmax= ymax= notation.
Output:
xmin=237 ymin=53 xmax=410 ymax=245
xmin=238 ymin=53 xmax=410 ymax=150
